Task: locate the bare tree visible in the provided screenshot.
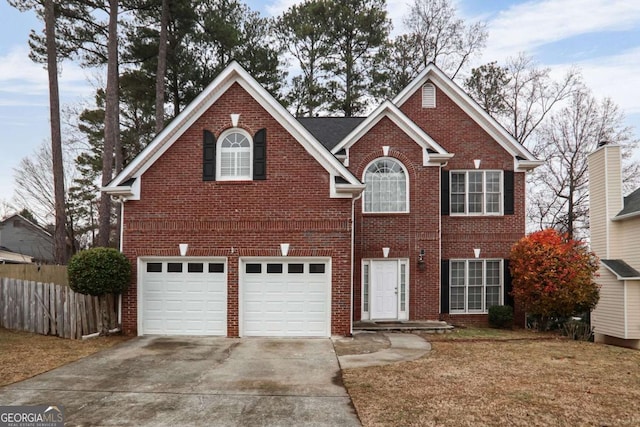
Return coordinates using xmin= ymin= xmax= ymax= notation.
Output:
xmin=404 ymin=0 xmax=487 ymax=79
xmin=13 ymin=143 xmax=77 ymax=227
xmin=527 ymin=89 xmax=640 ymax=239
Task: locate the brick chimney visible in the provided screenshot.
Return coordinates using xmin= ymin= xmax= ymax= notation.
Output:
xmin=588 ymin=143 xmax=623 ymax=259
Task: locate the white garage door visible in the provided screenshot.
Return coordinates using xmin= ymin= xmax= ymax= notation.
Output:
xmin=241 ymin=259 xmax=331 ymax=337
xmin=140 ymin=259 xmax=227 ymax=336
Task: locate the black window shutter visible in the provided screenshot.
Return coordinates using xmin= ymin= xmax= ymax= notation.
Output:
xmin=441 ymin=260 xmax=450 ymax=314
xmin=504 ymin=170 xmax=514 ymax=215
xmin=441 ymin=169 xmax=450 ymax=216
xmin=504 ymin=259 xmax=514 ymax=308
xmin=253 ymin=128 xmax=267 ymax=180
xmin=203 ymin=130 xmax=216 ymax=181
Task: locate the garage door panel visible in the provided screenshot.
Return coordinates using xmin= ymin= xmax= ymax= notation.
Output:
xmin=141 ymin=259 xmax=227 ymax=336
xmin=242 ymin=259 xmax=330 ymax=337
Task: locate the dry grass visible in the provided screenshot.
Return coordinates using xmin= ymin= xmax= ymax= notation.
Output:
xmin=344 ymin=330 xmax=640 ymax=427
xmin=0 ymin=327 xmax=129 ymax=387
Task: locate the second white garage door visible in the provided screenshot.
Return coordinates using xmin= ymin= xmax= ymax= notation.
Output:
xmin=241 ymin=258 xmax=331 ymax=337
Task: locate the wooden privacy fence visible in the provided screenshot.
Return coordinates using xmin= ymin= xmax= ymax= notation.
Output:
xmin=0 ymin=277 xmax=117 ymax=339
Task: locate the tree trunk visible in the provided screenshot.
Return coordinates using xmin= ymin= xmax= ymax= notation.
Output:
xmin=155 ymin=0 xmax=169 ymax=133
xmin=45 ymin=0 xmax=68 ymax=264
xmin=98 ymin=0 xmax=119 ymax=247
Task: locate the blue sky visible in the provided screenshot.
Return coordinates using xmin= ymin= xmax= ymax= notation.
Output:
xmin=1 ymin=0 xmax=639 ymax=207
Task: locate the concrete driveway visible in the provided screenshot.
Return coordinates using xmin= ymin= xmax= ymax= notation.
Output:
xmin=0 ymin=337 xmax=361 ymax=426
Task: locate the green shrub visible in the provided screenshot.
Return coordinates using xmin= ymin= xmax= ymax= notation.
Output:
xmin=488 ymin=305 xmax=513 ymax=329
xmin=68 ymin=247 xmax=131 ymax=296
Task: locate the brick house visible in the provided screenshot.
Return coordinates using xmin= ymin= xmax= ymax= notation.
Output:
xmin=103 ymin=62 xmax=541 ymax=337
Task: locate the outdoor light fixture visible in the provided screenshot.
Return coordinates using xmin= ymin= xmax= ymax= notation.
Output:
xmin=418 ymin=249 xmax=426 ymax=271
xmin=280 ymin=243 xmax=290 ymax=256
xmin=179 ymin=243 xmax=188 ymax=256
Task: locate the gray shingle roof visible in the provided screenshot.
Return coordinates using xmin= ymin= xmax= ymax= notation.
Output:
xmin=602 ymin=259 xmax=640 ymax=279
xmin=617 ymin=187 xmax=640 ymax=218
xmin=297 ymin=117 xmax=366 ymax=150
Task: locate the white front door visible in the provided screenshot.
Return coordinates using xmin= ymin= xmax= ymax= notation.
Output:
xmin=371 ymin=260 xmax=398 ymax=319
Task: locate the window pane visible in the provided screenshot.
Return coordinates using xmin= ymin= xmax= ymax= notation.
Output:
xmin=267 ymin=263 xmax=283 ymax=273
xmin=209 ymin=263 xmax=225 ymax=273
xmin=246 ymin=263 xmax=261 ymax=274
xmin=364 ymin=159 xmax=407 ymax=212
xmin=363 ymin=264 xmax=369 ymax=312
xmin=451 ymin=287 xmax=465 ymax=311
xmin=187 ymin=263 xmax=204 ymax=273
xmin=486 ymin=172 xmax=501 ymax=213
xmin=220 ymin=132 xmax=251 ymax=179
xmin=451 ymin=261 xmax=465 ymax=286
xmin=400 ymin=263 xmax=406 ymax=312
xmin=146 ymin=263 xmax=162 ymax=273
xmin=486 ymin=286 xmax=501 ymax=308
xmin=167 ymin=263 xmax=183 ymax=273
xmin=288 ymin=264 xmax=304 ymax=273
xmin=468 ymin=285 xmax=483 ymax=310
xmin=468 ymin=261 xmax=483 ymax=286
xmin=309 ymin=264 xmax=326 ymax=273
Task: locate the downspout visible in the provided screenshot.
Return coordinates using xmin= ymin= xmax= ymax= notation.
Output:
xmin=439 ymin=162 xmax=448 ymax=319
xmin=117 ymin=197 xmax=126 ymax=328
xmin=350 ymin=192 xmax=363 ymax=336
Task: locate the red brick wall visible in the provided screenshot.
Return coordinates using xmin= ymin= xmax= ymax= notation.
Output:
xmin=121 ymin=82 xmax=353 ymax=336
xmin=349 ymin=117 xmax=441 ymax=321
xmin=347 ymin=82 xmax=527 ymax=322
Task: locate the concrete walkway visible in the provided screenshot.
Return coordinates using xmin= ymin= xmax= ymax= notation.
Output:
xmin=0 ymin=337 xmax=361 ymax=426
xmin=335 ymin=332 xmax=431 ymax=369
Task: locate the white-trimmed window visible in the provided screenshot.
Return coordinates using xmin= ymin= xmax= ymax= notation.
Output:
xmin=450 ymin=259 xmax=503 ymax=313
xmin=217 ymin=129 xmax=252 ymax=180
xmin=422 ymin=83 xmax=436 ymax=108
xmin=363 ymin=158 xmax=409 ymax=213
xmin=450 ymin=170 xmax=502 ymax=215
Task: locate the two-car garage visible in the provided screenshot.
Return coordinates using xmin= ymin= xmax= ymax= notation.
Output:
xmin=138 ymin=258 xmax=331 ymax=337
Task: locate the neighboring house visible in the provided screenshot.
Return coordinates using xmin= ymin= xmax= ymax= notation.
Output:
xmin=588 ymin=144 xmax=640 ymax=349
xmin=0 ymin=246 xmax=33 ymax=264
xmin=103 ymin=62 xmax=541 ymax=337
xmin=0 ymin=214 xmax=54 ymax=264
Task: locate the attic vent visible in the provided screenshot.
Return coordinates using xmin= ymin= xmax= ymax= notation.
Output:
xmin=422 ymin=83 xmax=436 ymax=108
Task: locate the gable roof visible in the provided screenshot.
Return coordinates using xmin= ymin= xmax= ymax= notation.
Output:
xmin=103 ymin=62 xmax=364 ymax=198
xmin=614 ymin=187 xmax=640 ymax=220
xmin=297 ymin=117 xmax=366 ymax=151
xmin=393 ymin=63 xmax=542 ymax=171
xmin=602 ymin=259 xmax=640 ymax=280
xmin=330 ymin=101 xmax=453 ymax=166
xmin=0 ymin=214 xmax=53 ymax=238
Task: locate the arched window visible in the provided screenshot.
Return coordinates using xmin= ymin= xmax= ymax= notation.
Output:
xmin=363 ymin=158 xmax=408 ymax=213
xmin=217 ymin=129 xmax=252 ymax=180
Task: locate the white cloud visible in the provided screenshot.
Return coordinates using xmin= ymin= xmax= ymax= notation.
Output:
xmin=0 ymin=46 xmax=93 ymax=98
xmin=484 ymin=0 xmax=640 ymax=61
xmin=550 ymin=47 xmax=640 ymax=115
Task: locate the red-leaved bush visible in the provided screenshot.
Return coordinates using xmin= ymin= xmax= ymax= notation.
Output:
xmin=510 ymin=229 xmax=599 ymax=329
